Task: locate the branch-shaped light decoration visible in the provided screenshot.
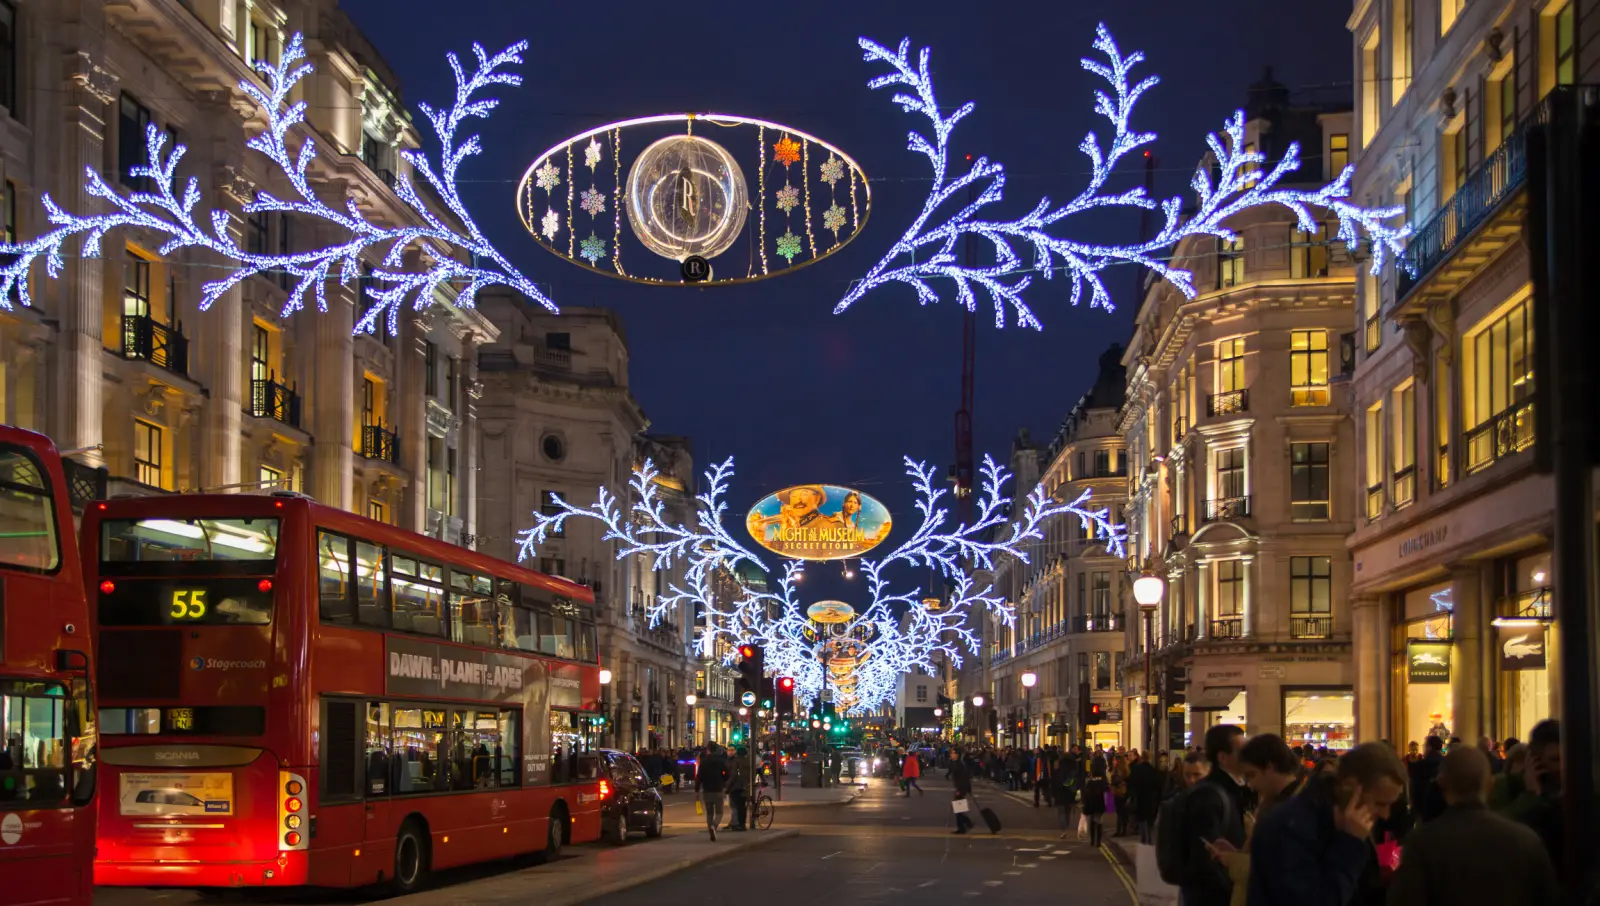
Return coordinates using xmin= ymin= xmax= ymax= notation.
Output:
xmin=517 ymin=453 xmax=1126 ymax=714
xmin=0 ymin=34 xmax=554 ymax=335
xmin=840 ymin=24 xmax=1411 ymax=329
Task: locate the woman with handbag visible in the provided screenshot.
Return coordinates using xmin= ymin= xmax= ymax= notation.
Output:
xmin=1081 ymin=758 xmax=1110 ymax=848
xmin=1111 ymin=754 xmax=1131 ymax=836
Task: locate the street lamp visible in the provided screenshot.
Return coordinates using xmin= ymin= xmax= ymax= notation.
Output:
xmin=1020 ymin=672 xmax=1037 ymax=748
xmin=599 ymin=668 xmax=613 ymax=686
xmin=685 ymin=693 xmax=698 ymax=745
xmin=1133 ymin=570 xmax=1166 ymax=753
xmin=970 ymin=694 xmax=985 ymax=739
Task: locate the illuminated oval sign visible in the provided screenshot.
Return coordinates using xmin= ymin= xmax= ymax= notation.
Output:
xmin=806 ymin=600 xmax=856 ymax=624
xmin=745 ymin=484 xmax=891 ymax=561
xmin=518 ymin=114 xmax=870 ymax=285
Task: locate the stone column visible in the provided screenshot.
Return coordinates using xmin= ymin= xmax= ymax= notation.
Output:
xmin=1351 ymin=595 xmax=1384 ymax=743
xmin=311 ymin=241 xmax=355 ymax=510
xmin=198 ymin=159 xmax=253 ymax=491
xmin=1197 ymin=559 xmax=1213 ymax=639
xmin=1449 ymin=565 xmax=1486 ymax=742
xmin=399 ymin=310 xmax=431 ymax=533
xmin=55 ymin=52 xmax=117 ymax=465
xmin=461 ymin=336 xmax=482 ymax=541
xmin=1241 ymin=554 xmax=1256 ymax=637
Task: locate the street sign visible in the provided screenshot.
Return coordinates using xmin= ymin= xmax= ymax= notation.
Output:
xmin=740 ymin=691 xmax=757 ymax=707
xmin=1103 ymin=709 xmax=1123 ymax=722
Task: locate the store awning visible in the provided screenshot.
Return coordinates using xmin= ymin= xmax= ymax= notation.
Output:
xmin=1189 ymin=686 xmax=1245 ymax=712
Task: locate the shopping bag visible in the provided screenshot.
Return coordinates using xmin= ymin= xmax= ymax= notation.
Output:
xmin=1376 ymin=834 xmax=1402 ymax=881
xmin=694 ymin=798 xmax=704 ymax=816
xmin=1105 ymin=790 xmax=1116 ymax=814
xmin=1077 ymin=813 xmax=1089 ymax=840
xmin=660 ymin=774 xmax=674 ymax=786
xmin=952 ymin=796 xmax=971 ymax=814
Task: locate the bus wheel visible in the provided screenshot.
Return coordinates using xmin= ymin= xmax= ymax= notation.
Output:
xmin=390 ymin=820 xmax=430 ymax=896
xmin=542 ymin=806 xmax=566 ymax=861
xmin=644 ymin=805 xmax=663 ymax=839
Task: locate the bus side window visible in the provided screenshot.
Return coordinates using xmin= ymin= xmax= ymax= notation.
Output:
xmin=365 ymin=703 xmax=390 ymax=797
xmin=318 ymin=532 xmax=354 ymax=625
xmin=354 ymin=540 xmax=388 ymax=629
xmin=497 ymin=710 xmax=521 ymax=787
xmin=509 ymin=598 xmax=538 ymax=652
xmin=321 ymin=700 xmax=360 ymax=801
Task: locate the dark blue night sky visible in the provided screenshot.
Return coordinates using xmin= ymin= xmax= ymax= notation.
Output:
xmin=341 ymin=0 xmax=1350 ymax=595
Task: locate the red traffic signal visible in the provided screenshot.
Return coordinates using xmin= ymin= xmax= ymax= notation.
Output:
xmin=778 ymin=676 xmax=794 ymax=691
xmin=1089 ymin=703 xmax=1103 ymax=718
xmin=739 ymin=644 xmax=757 ymax=660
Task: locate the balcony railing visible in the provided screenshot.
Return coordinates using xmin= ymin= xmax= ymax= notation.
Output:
xmin=360 ymin=424 xmax=400 ymax=464
xmin=1202 ymin=496 xmax=1251 ymax=522
xmin=1170 ymin=513 xmax=1187 ymax=537
xmin=1499 ymin=586 xmax=1552 ymax=620
xmin=1463 ymin=400 xmax=1534 ymax=475
xmin=1290 ymin=614 xmax=1333 ymax=640
xmin=1206 ymin=389 xmax=1249 ymax=416
xmin=1365 ymin=313 xmax=1382 ymax=354
xmin=1172 ymin=417 xmax=1187 ymax=445
xmin=1436 ymin=443 xmax=1452 ymax=489
xmin=1210 ymin=617 xmax=1244 ymax=639
xmin=1073 ymin=613 xmax=1123 ymax=633
xmin=1392 ymin=464 xmax=1416 ymax=508
xmin=250 ymin=377 xmax=301 ymax=428
xmin=376 ymin=167 xmax=397 ymax=189
xmin=1291 ymin=384 xmax=1330 ymax=407
xmin=1398 ymin=87 xmax=1597 ymax=301
xmin=121 ymin=314 xmax=188 ymax=377
xmin=62 ymin=458 xmax=108 ymax=513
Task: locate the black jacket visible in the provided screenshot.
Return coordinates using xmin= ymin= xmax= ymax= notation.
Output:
xmin=1248 ymin=775 xmax=1381 ymax=906
xmin=949 ymin=759 xmax=973 ymax=796
xmin=1182 ymin=768 xmax=1249 ymax=906
xmin=1081 ymin=777 xmax=1110 ymax=815
xmin=1385 ymin=801 xmax=1559 ymax=906
xmin=697 ymin=752 xmax=729 ymax=793
xmin=1128 ymin=761 xmax=1163 ymax=820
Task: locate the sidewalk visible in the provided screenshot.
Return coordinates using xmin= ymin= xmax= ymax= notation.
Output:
xmin=393 ymin=827 xmax=799 ymax=906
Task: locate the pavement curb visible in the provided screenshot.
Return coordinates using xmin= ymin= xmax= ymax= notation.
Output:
xmin=559 ymin=828 xmax=800 ymax=905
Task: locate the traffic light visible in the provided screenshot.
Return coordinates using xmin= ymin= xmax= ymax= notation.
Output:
xmin=760 ymin=675 xmax=775 ymax=710
xmin=736 ymin=644 xmax=765 ymax=697
xmin=1088 ymin=703 xmax=1103 ymax=724
xmin=776 ymin=676 xmax=795 ymax=716
xmin=1163 ymin=665 xmax=1190 ymax=707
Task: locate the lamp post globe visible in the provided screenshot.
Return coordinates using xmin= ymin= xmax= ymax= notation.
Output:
xmin=1020 ymin=671 xmax=1038 ymax=689
xmin=598 ymin=668 xmax=613 ymax=685
xmin=971 ymin=694 xmax=985 ymax=708
xmin=1133 ymin=571 xmax=1166 ymax=608
xmin=685 ymin=693 xmax=697 ymax=707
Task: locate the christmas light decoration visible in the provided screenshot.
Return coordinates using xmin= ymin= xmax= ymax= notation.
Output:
xmin=775 ymin=231 xmax=802 ymax=262
xmin=822 ymin=203 xmax=847 ymax=235
xmin=516 ymin=453 xmax=1125 ymax=714
xmin=541 ymin=209 xmax=561 ymax=239
xmin=579 ymin=187 xmax=607 ymax=217
xmin=841 ymin=24 xmax=1410 ymax=329
xmin=584 ymin=137 xmax=603 ymax=171
xmin=579 ymin=233 xmax=606 ymax=265
xmin=819 ymin=156 xmax=845 ymax=187
xmin=0 ymin=34 xmax=556 ymax=333
xmin=773 ymin=135 xmax=802 ymax=167
xmin=535 ymin=160 xmax=562 ymax=191
xmin=775 ymin=183 xmax=800 ymax=213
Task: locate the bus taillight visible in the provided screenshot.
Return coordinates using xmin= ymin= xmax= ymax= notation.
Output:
xmin=279 ymin=772 xmax=309 ymax=852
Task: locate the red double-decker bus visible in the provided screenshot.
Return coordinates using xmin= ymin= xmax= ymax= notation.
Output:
xmin=84 ymin=493 xmax=607 ymax=893
xmin=0 ymin=428 xmax=96 ymax=906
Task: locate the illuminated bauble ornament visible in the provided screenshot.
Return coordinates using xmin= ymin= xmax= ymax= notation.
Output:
xmin=625 ymin=134 xmax=748 ymax=262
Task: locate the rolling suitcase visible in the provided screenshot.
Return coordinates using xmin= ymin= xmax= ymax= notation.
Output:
xmin=979 ymin=806 xmax=1002 ymax=834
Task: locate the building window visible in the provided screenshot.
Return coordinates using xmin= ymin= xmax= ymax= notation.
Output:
xmin=540 ymin=491 xmax=566 ymax=538
xmin=445 ymin=447 xmax=457 ymax=517
xmin=1328 ymin=133 xmax=1349 ymax=177
xmin=540 ymin=558 xmax=566 ymax=577
xmin=0 ymin=1 xmax=15 ymax=118
xmin=1290 ymin=556 xmax=1332 ymax=612
xmin=1462 ymin=295 xmax=1534 ymax=474
xmin=426 ymin=438 xmax=444 ymax=511
xmin=1291 ymin=226 xmax=1330 ymax=280
xmin=1214 ymin=559 xmax=1244 ymax=637
xmin=251 ymin=324 xmax=270 ymax=384
xmin=247 ymin=209 xmax=269 ymax=256
xmin=1494 ymin=69 xmax=1517 ymax=151
xmin=367 ymin=500 xmax=387 ymax=524
xmin=1555 ymin=3 xmax=1576 ymax=86
xmin=276 ymin=214 xmax=292 ymax=290
xmin=133 ymin=420 xmax=163 ymax=488
xmin=1217 ymin=236 xmax=1244 ymax=289
xmin=246 ymin=17 xmax=274 ymax=66
xmin=362 ymin=132 xmax=385 ymax=175
xmin=1217 ymin=337 xmax=1246 ymax=392
xmin=1441 ymin=0 xmax=1463 ymax=34
xmin=446 ymin=356 xmax=459 ymax=407
xmin=118 ymin=94 xmax=154 ymax=190
xmin=1444 ymin=126 xmax=1468 ymax=196
xmin=424 ymin=341 xmax=438 ymax=396
xmin=1215 ymin=447 xmax=1245 ymax=500
xmin=1093 ymin=651 xmax=1113 ymax=691
xmin=124 ymin=256 xmax=151 ymax=321
xmin=1076 ymin=572 xmax=1086 ymax=619
xmin=1365 ymin=401 xmax=1385 ymax=518
xmin=1392 ymin=382 xmax=1416 ymax=507
xmin=1290 ymin=442 xmax=1331 ymax=522
xmin=1435 ymin=349 xmax=1452 ymax=488
xmin=1361 ymin=29 xmax=1381 ymax=147
xmin=1290 ymin=330 xmax=1329 ymax=406
xmin=259 ymin=464 xmax=284 ymax=490
xmin=1393 ymin=0 xmax=1413 ymax=100
xmin=915 ymin=686 xmax=928 ymax=703
xmin=2 ymin=179 xmax=14 ymax=245
xmin=1091 ymin=572 xmax=1111 ymax=617
xmin=362 ymin=377 xmax=380 ymax=428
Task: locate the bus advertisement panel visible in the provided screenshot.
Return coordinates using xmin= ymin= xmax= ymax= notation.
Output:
xmin=0 ymin=428 xmax=96 ymax=906
xmin=86 ymin=494 xmax=605 ymax=894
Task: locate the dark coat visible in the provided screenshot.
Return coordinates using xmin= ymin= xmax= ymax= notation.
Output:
xmin=696 ymin=751 xmax=729 ymax=793
xmin=1081 ymin=777 xmax=1110 ymax=815
xmin=1183 ymin=768 xmax=1249 ymax=906
xmin=1384 ymin=801 xmax=1559 ymax=906
xmin=1247 ymin=776 xmax=1379 ymax=906
xmin=1128 ymin=761 xmax=1164 ymax=820
xmin=949 ymin=759 xmax=973 ymax=796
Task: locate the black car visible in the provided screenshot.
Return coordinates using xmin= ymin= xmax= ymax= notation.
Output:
xmin=599 ymin=749 xmax=664 ymax=844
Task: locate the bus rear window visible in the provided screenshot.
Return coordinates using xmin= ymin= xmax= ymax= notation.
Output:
xmin=98 ymin=578 xmax=273 ymax=626
xmin=101 ymin=706 xmax=266 ymax=737
xmin=0 ymin=447 xmax=60 ymax=573
xmin=101 ymin=518 xmax=279 ymax=574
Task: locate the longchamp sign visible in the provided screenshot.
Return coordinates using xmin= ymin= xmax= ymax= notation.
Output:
xmin=745 ymin=484 xmax=891 ymax=560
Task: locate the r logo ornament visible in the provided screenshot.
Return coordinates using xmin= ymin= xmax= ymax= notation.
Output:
xmin=681 ymin=256 xmax=710 ymax=283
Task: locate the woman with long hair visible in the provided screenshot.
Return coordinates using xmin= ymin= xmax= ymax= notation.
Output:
xmin=1080 ymin=758 xmax=1111 ymax=848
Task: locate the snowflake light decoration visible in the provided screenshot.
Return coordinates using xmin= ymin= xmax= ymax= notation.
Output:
xmin=515 ymin=454 xmax=1125 ymax=714
xmin=0 ymin=34 xmax=557 ymax=334
xmin=819 ymin=155 xmax=845 ymax=187
xmin=535 ymin=160 xmax=562 ymax=191
xmin=578 ymin=233 xmax=606 ymax=265
xmin=584 ymin=137 xmax=602 ymax=170
xmin=839 ymin=24 xmax=1410 ymax=329
xmin=541 ymin=209 xmax=561 ymax=239
xmin=774 ymin=183 xmax=800 ymax=213
xmin=773 ymin=135 xmax=802 ymax=167
xmin=822 ymin=203 xmax=846 ymax=235
xmin=579 ymin=187 xmax=606 ymax=217
xmin=775 ymin=231 xmax=802 ymax=262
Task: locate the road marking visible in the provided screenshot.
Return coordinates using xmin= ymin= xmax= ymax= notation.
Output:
xmin=1101 ymin=845 xmax=1138 ymax=906
xmin=1021 ymin=863 xmax=1038 ymax=869
xmin=1003 ymin=871 xmax=1022 ymax=876
xmin=821 ymin=851 xmax=844 ymax=860
xmin=1014 ymin=846 xmax=1050 ymax=852
xmin=1038 ymin=855 xmax=1058 ymax=861
xmin=1052 ymin=849 xmax=1073 ymax=855
xmin=919 ymin=880 xmax=938 ymax=888
xmin=983 ymin=880 xmax=1004 ymax=887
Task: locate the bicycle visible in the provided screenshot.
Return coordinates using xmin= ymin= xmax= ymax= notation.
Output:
xmin=752 ymin=792 xmax=776 ymax=830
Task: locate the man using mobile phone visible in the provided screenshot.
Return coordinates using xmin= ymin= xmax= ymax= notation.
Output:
xmin=1247 ymin=742 xmax=1407 ymax=906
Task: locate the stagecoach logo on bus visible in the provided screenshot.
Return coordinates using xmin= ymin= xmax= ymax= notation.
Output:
xmin=190 ymin=657 xmax=267 ymax=671
xmin=385 ymin=636 xmax=539 ymax=703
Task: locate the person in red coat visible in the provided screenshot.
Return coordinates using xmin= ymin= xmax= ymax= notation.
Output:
xmin=902 ymin=750 xmax=924 ymax=795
